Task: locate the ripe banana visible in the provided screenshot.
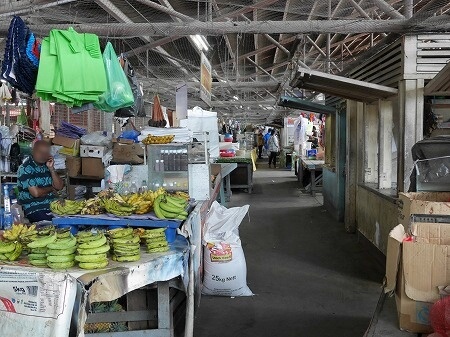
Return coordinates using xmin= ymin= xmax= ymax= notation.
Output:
xmin=28 ymin=232 xmax=57 ymax=249
xmin=47 ymin=235 xmax=77 ymax=250
xmin=47 ymin=246 xmax=77 ymax=256
xmin=78 ymin=235 xmax=107 ymax=249
xmin=108 ymin=228 xmax=133 ymax=239
xmin=0 ymin=241 xmax=17 ymax=253
xmin=47 ymin=261 xmax=75 ymax=269
xmin=112 ymin=254 xmax=140 ymax=262
xmin=77 ymin=244 xmax=110 ymax=255
xmin=74 ymin=253 xmax=107 ymax=263
xmin=79 ymin=260 xmax=109 ymax=270
xmin=47 ymin=254 xmax=75 ymax=263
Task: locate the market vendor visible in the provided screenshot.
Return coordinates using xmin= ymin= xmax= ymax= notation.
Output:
xmin=17 ymin=140 xmax=64 ymax=222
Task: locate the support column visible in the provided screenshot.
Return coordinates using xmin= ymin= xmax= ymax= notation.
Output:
xmin=39 ymin=100 xmax=51 ymax=136
xmin=364 ymin=103 xmax=379 ymax=184
xmin=378 ymin=100 xmax=393 ymax=189
xmin=397 ymin=79 xmax=424 ymax=192
xmin=345 ymin=100 xmax=357 ymax=233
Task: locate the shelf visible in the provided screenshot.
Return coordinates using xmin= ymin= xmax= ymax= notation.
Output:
xmin=153 ymin=170 xmax=188 ymax=174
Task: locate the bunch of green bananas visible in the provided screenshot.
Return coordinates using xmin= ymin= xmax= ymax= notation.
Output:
xmin=108 ymin=228 xmax=141 ymax=262
xmin=153 ymin=195 xmax=188 ymax=220
xmin=50 ymin=200 xmax=85 ymax=215
xmin=141 ymin=228 xmax=169 ymax=253
xmin=27 ymin=231 xmax=57 ymax=266
xmin=75 ymin=231 xmax=110 ymax=269
xmin=81 ymin=197 xmax=105 ymax=215
xmin=103 ymin=199 xmax=136 ymax=216
xmin=0 ymin=241 xmax=23 ymax=261
xmin=46 ymin=234 xmax=77 ymax=269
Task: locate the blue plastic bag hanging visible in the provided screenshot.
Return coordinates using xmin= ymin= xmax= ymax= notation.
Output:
xmin=94 ymin=42 xmax=134 ymax=112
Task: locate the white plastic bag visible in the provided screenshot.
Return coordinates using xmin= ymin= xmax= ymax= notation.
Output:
xmin=80 ymin=131 xmax=113 ymax=147
xmin=202 ymin=201 xmax=252 ymax=297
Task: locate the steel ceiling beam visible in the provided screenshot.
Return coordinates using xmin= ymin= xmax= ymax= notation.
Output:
xmin=372 ymin=0 xmax=405 ymax=19
xmin=18 ymin=17 xmax=450 ymax=37
xmin=0 ymin=0 xmax=77 ymax=17
xmin=134 ymin=0 xmax=195 ymax=22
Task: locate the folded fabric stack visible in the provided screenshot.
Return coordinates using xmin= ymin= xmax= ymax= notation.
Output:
xmin=1 ymin=16 xmax=41 ymax=95
xmin=36 ymin=28 xmax=107 ymax=107
xmin=56 ymin=121 xmax=87 ymax=139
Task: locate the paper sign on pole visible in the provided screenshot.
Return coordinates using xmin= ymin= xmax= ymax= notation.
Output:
xmin=200 ymin=52 xmax=212 ymax=106
xmin=175 ymin=83 xmax=188 ymax=126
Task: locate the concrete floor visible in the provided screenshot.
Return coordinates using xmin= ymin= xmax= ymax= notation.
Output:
xmin=194 ymin=167 xmax=387 ymax=337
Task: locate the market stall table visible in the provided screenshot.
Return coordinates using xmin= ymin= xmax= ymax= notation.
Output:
xmin=216 ymin=150 xmax=256 ymax=194
xmin=297 ymin=157 xmax=324 ymax=197
xmin=218 ymin=163 xmax=237 ymax=205
xmin=0 ymin=236 xmax=190 ymax=337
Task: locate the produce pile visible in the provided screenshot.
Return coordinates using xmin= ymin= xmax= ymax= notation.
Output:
xmin=141 ymin=134 xmax=175 ymax=145
xmin=49 ymin=189 xmax=190 ymax=220
xmin=0 ymin=224 xmax=176 ymax=270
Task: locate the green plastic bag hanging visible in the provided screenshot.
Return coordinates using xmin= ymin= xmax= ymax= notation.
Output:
xmin=94 ymin=42 xmax=134 ymax=112
xmin=17 ymin=107 xmax=28 ymax=125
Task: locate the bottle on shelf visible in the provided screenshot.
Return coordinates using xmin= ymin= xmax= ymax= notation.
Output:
xmin=175 ymin=150 xmax=181 ymax=171
xmin=159 ymin=159 xmax=165 ymax=172
xmin=3 ymin=185 xmax=12 ymax=229
xmin=140 ymin=180 xmax=148 ymax=193
xmin=155 ymin=160 xmax=160 ymax=172
xmin=181 ymin=149 xmax=188 ymax=171
xmin=163 ymin=150 xmax=169 ymax=171
xmin=130 ymin=181 xmax=138 ymax=194
xmin=168 ymin=150 xmax=175 ymax=171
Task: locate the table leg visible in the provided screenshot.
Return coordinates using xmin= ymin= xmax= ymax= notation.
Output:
xmin=247 ymin=164 xmax=252 ymax=194
xmin=219 ymin=180 xmax=226 ymax=206
xmin=298 ymin=161 xmax=304 ymax=186
xmin=157 ymin=281 xmax=173 ymax=337
xmin=225 ymin=175 xmax=232 ymax=202
xmin=311 ymin=169 xmax=316 ymax=197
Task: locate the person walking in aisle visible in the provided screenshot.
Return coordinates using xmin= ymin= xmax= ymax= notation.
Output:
xmin=268 ymin=129 xmax=280 ymax=168
xmin=257 ymin=131 xmax=264 ymax=159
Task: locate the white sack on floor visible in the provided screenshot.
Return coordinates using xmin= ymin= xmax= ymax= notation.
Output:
xmin=202 ymin=201 xmax=253 ymax=297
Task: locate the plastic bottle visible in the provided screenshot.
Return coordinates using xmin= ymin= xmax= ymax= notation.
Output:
xmin=175 ymin=149 xmax=181 ymax=171
xmin=168 ymin=150 xmax=175 ymax=171
xmin=163 ymin=150 xmax=169 ymax=171
xmin=181 ymin=149 xmax=188 ymax=171
xmin=160 ymin=159 xmax=165 ymax=172
xmin=140 ymin=180 xmax=148 ymax=193
xmin=155 ymin=160 xmax=160 ymax=172
xmin=130 ymin=181 xmax=138 ymax=194
xmin=3 ymin=185 xmax=12 ymax=229
xmin=122 ymin=182 xmax=130 ymax=195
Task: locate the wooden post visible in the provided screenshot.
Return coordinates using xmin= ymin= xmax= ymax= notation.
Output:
xmin=378 ymin=100 xmax=393 ymax=189
xmin=356 ymin=101 xmax=365 ymax=184
xmin=39 ymin=100 xmax=51 ymax=136
xmin=364 ymin=103 xmax=379 ymax=184
xmin=345 ymin=100 xmax=357 ymax=233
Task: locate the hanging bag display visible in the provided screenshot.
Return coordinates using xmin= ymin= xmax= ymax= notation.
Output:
xmin=115 ymin=58 xmax=145 ymax=117
xmin=94 ymin=42 xmax=134 ymax=112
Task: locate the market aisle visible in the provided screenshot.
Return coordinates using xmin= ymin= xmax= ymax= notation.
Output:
xmin=194 ymin=168 xmax=384 ymax=337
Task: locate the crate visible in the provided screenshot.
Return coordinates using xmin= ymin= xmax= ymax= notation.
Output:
xmin=80 ymin=145 xmax=107 ymax=158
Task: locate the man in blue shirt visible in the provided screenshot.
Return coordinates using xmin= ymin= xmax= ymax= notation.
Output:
xmin=17 ymin=140 xmax=64 ymax=222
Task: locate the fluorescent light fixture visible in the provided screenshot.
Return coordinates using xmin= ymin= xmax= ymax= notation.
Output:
xmin=190 ymin=35 xmax=209 ymax=52
xmin=233 ymin=95 xmax=239 ymax=101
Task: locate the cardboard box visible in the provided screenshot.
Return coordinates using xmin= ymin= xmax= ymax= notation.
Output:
xmin=398 ymin=192 xmax=450 ymax=226
xmin=412 ymin=222 xmax=450 ymax=245
xmin=52 ymin=135 xmax=80 ymax=149
xmin=385 ymin=224 xmax=449 ymax=333
xmin=112 ymin=143 xmax=144 ymax=164
xmin=81 ymin=157 xmax=104 ymax=178
xmin=80 ymin=145 xmax=107 ymax=158
xmin=65 ymin=156 xmax=81 ymax=178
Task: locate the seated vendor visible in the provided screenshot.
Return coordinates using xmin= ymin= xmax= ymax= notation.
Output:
xmin=17 ymin=140 xmax=64 ymax=222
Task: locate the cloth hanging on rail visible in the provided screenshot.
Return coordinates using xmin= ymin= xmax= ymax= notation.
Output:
xmin=1 ymin=16 xmax=41 ymax=95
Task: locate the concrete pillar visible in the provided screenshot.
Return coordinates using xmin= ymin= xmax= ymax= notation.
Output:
xmin=378 ymin=100 xmax=393 ymax=189
xmin=345 ymin=100 xmax=358 ymax=233
xmin=397 ymin=79 xmax=424 ymax=192
xmin=364 ymin=103 xmax=379 ymax=184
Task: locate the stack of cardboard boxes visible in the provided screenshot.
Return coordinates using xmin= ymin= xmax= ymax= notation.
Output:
xmin=385 ymin=192 xmax=450 ymax=334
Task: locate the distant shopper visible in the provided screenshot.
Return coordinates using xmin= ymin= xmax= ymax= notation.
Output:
xmin=263 ymin=129 xmax=271 ymax=150
xmin=268 ymin=129 xmax=280 ymax=168
xmin=257 ymin=132 xmax=264 ymax=159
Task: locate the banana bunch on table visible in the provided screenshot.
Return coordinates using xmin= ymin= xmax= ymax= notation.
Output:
xmin=142 ymin=134 xmax=175 ymax=145
xmin=75 ymin=231 xmax=110 ymax=269
xmin=50 ymin=199 xmax=85 ymax=215
xmin=103 ymin=193 xmax=136 ymax=216
xmin=141 ymin=228 xmax=169 ymax=253
xmin=46 ymin=231 xmax=78 ymax=269
xmin=124 ymin=193 xmax=153 ymax=215
xmin=0 ymin=240 xmax=23 ymax=261
xmin=108 ymin=228 xmax=141 ymax=262
xmin=3 ymin=224 xmax=36 ymax=242
xmin=153 ymin=194 xmax=188 ymax=220
xmin=81 ymin=197 xmax=105 ymax=215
